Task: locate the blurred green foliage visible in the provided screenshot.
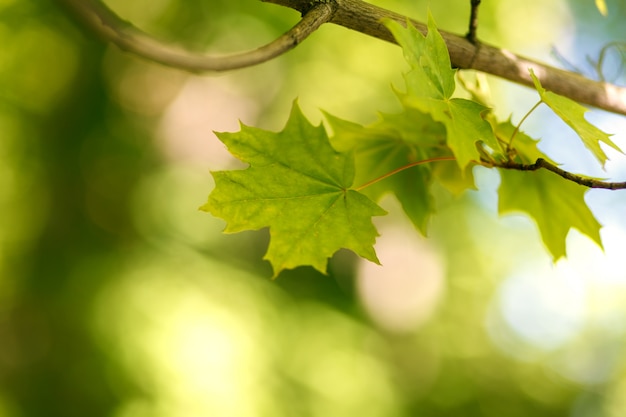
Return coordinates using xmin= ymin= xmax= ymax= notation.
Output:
xmin=1 ymin=0 xmax=626 ymax=417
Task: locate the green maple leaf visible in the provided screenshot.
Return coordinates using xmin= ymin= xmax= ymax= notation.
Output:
xmin=326 ymin=108 xmax=473 ymax=233
xmin=498 ymin=168 xmax=602 ymax=260
xmin=385 ymin=15 xmax=500 ymax=169
xmin=201 ymin=102 xmax=386 ymax=277
xmin=530 ymin=70 xmax=621 ymax=166
xmin=326 ymin=109 xmax=441 ymax=233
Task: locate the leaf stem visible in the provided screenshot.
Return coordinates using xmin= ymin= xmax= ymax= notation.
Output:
xmin=507 ymin=99 xmax=542 ymax=154
xmin=355 ymin=156 xmax=457 ymax=191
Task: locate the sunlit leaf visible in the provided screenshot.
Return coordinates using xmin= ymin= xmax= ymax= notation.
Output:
xmin=202 ymin=102 xmax=386 ymax=276
xmin=530 ymin=70 xmax=621 ymax=166
xmin=595 ymin=0 xmax=608 ymax=16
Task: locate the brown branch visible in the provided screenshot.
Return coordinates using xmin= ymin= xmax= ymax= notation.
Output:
xmin=57 ymin=0 xmax=335 ymax=72
xmin=492 ymin=158 xmax=626 ymax=189
xmin=466 ymin=0 xmax=481 ymax=44
xmin=57 ymin=0 xmax=626 ymax=115
xmin=264 ymin=0 xmax=626 ymax=116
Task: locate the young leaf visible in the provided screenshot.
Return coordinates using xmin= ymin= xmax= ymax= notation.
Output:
xmin=498 ymin=168 xmax=602 ymax=260
xmin=530 ymin=70 xmax=621 ymax=166
xmin=385 ymin=15 xmax=500 ymax=169
xmin=201 ymin=102 xmax=386 ymax=277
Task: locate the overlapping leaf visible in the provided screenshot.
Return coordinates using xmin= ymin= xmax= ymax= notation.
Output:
xmin=385 ymin=16 xmax=501 ymax=169
xmin=326 ymin=108 xmax=470 ymax=234
xmin=201 ymin=102 xmax=386 ymax=277
xmin=201 ymin=10 xmax=613 ymax=276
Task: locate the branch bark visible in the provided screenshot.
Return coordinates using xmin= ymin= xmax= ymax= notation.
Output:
xmin=58 ymin=0 xmax=626 ymax=116
xmin=265 ymin=0 xmax=626 ymax=116
xmin=57 ymin=0 xmax=334 ymax=72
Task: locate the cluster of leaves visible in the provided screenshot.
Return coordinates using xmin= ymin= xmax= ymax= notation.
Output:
xmin=202 ymin=15 xmax=619 ymax=277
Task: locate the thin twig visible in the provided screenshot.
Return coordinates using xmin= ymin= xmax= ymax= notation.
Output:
xmin=493 ymin=158 xmax=626 ymax=189
xmin=57 ymin=0 xmax=335 ymax=72
xmin=466 ymin=0 xmax=481 ymax=44
xmin=357 ymin=153 xmax=626 ymax=192
xmin=590 ymin=41 xmax=626 ymax=83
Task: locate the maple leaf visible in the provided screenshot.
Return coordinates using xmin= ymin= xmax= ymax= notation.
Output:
xmin=498 ymin=168 xmax=602 ymax=260
xmin=530 ymin=70 xmax=621 ymax=166
xmin=201 ymin=102 xmax=386 ymax=277
xmin=385 ymin=15 xmax=501 ymax=169
xmin=326 ymin=108 xmax=471 ymax=233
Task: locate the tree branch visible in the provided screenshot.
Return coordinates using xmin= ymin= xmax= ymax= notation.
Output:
xmin=264 ymin=0 xmax=626 ymax=116
xmin=491 ymin=158 xmax=626 ymax=189
xmin=58 ymin=0 xmax=626 ymax=116
xmin=57 ymin=0 xmax=335 ymax=72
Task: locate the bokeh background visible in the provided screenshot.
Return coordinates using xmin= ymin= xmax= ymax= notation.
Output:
xmin=2 ymin=0 xmax=626 ymax=416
